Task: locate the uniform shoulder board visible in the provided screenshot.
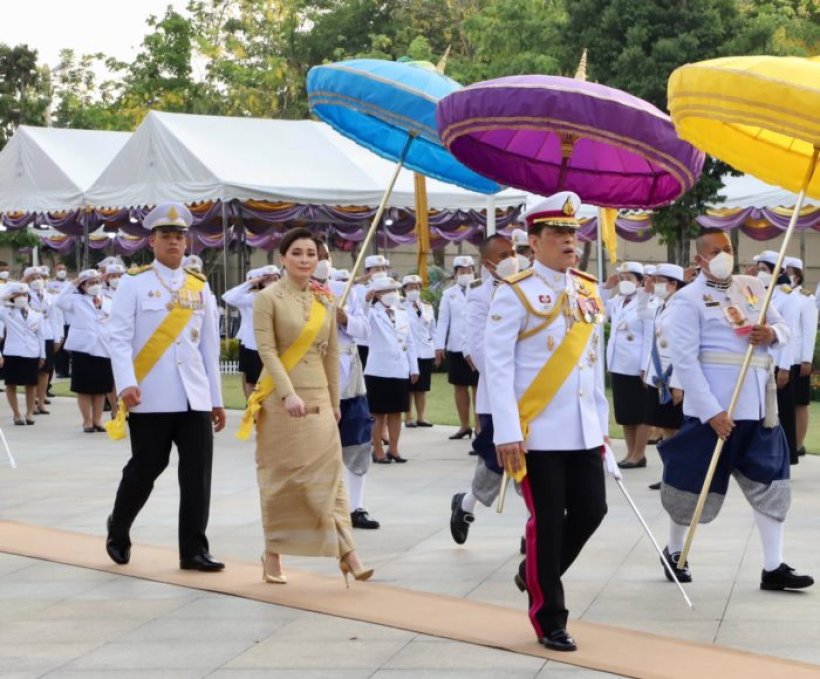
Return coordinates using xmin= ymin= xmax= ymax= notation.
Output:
xmin=800 ymin=287 xmax=813 ymax=296
xmin=127 ymin=264 xmax=152 ymax=276
xmin=185 ymin=267 xmax=207 ymax=282
xmin=569 ymin=268 xmax=598 ymax=283
xmin=780 ymin=284 xmax=793 ymax=294
xmin=503 ymin=269 xmax=534 ymax=285
xmin=469 ymin=279 xmax=483 ymax=289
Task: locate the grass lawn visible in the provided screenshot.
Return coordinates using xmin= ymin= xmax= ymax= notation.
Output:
xmin=52 ymin=372 xmax=820 ymax=452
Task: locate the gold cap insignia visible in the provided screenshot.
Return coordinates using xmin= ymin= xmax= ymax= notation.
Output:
xmin=167 ymin=206 xmax=179 ymax=221
xmin=562 ymin=197 xmax=575 ymax=216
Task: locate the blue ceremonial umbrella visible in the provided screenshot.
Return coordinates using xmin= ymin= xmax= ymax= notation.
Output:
xmin=307 ymin=58 xmax=502 ymax=300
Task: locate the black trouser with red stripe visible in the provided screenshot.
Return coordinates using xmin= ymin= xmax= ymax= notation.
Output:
xmin=519 ymin=449 xmax=607 ymax=637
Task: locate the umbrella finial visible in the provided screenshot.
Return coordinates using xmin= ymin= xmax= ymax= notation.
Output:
xmin=436 ymin=45 xmax=451 ymax=74
xmin=574 ymin=49 xmax=588 ymax=82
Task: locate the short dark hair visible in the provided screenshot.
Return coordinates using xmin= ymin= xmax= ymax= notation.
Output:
xmin=694 ymin=228 xmax=729 ymax=255
xmin=279 ymin=227 xmax=319 ymax=256
xmin=479 ymin=233 xmax=511 ymax=257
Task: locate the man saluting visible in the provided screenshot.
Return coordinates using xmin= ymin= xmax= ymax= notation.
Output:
xmin=105 ymin=202 xmax=226 ymax=571
xmin=485 ymin=192 xmax=618 ymax=652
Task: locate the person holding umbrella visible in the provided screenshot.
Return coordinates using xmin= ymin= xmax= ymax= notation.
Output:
xmin=401 ymin=274 xmax=436 ymax=428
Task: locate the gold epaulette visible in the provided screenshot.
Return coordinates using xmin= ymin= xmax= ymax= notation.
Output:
xmin=469 ymin=279 xmax=483 ymax=289
xmin=569 ymin=267 xmax=598 ymax=283
xmin=503 ymin=269 xmax=534 ymax=285
xmin=800 ymin=287 xmax=813 ymax=297
xmin=780 ymin=284 xmax=793 ymax=294
xmin=127 ymin=264 xmax=152 ymax=276
xmin=185 ymin=267 xmax=207 ymax=282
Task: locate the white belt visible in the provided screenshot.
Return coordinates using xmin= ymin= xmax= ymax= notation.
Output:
xmin=699 ymin=351 xmax=772 ymax=370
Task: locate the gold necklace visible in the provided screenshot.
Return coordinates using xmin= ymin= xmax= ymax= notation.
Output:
xmin=152 ymin=266 xmax=184 ymax=311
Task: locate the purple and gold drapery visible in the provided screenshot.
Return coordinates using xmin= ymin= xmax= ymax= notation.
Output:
xmin=696 ymin=205 xmax=820 ymax=241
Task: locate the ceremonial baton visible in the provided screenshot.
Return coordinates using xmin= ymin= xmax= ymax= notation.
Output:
xmin=616 ymin=479 xmax=693 ymax=610
xmin=0 ymin=427 xmax=16 ymax=469
xmin=496 ymin=471 xmax=510 ymax=513
xmin=677 ymin=148 xmax=819 ymax=570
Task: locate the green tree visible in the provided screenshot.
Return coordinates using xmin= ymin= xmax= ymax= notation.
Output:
xmin=0 ymin=44 xmax=49 ymax=149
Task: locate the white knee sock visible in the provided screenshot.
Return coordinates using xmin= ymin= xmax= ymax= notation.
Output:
xmin=461 ymin=491 xmax=478 ymax=514
xmin=753 ymin=509 xmax=784 ymax=572
xmin=668 ymin=521 xmax=687 ymax=554
xmin=345 ymin=470 xmax=366 ymax=512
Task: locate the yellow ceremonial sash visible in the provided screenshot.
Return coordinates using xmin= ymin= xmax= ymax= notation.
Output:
xmin=508 ymin=313 xmax=596 ymax=483
xmin=236 ymin=296 xmax=327 ymax=440
xmin=106 ymin=273 xmax=206 ymax=440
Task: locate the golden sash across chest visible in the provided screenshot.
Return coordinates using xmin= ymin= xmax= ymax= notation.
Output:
xmin=236 ymin=296 xmax=327 ymax=441
xmin=105 ymin=273 xmax=206 ymax=440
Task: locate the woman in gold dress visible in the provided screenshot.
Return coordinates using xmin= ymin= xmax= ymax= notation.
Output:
xmin=253 ymin=227 xmax=373 ymax=586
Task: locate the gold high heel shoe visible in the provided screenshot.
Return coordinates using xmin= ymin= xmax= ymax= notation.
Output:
xmin=261 ymin=554 xmax=287 ymax=584
xmin=339 ymin=558 xmax=374 ymax=588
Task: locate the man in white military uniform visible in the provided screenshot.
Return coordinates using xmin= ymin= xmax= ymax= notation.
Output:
xmin=512 ymin=227 xmax=533 ymax=271
xmin=349 ymin=254 xmax=390 ymax=368
xmin=784 ymin=257 xmax=818 ymax=457
xmin=434 ymin=254 xmax=478 ymax=440
xmin=485 ymin=192 xmax=618 ymax=652
xmin=105 ymin=202 xmax=226 ymax=571
xmin=450 ymin=234 xmax=519 ymax=544
xmin=658 ymin=230 xmax=812 ymax=591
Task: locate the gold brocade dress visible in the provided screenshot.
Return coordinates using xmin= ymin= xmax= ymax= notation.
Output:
xmin=253 ymin=276 xmax=354 ymax=558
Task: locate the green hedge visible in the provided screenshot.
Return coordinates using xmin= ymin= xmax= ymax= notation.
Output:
xmin=220 ymin=338 xmax=240 ymax=361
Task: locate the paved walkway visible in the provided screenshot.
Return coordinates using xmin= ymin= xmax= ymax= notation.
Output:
xmin=0 ymin=392 xmax=818 ymax=677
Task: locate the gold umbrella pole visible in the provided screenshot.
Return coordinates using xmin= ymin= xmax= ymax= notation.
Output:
xmin=414 ymin=172 xmax=430 ymax=286
xmin=339 ymin=135 xmax=414 ymax=307
xmin=678 ymin=146 xmax=819 ymax=569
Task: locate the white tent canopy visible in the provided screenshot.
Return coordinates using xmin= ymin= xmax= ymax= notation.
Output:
xmin=710 ymin=173 xmax=820 ymax=209
xmin=85 ymin=111 xmax=526 ymax=211
xmin=0 ymin=126 xmax=130 ymax=213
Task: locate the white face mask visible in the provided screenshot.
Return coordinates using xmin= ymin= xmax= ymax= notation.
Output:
xmin=494 ymin=256 xmax=520 ymax=280
xmin=618 ymin=280 xmax=637 ymax=297
xmin=654 ymin=282 xmax=670 ymax=300
xmin=516 ymin=254 xmax=532 ymax=271
xmin=370 ymin=270 xmax=388 ymax=281
xmin=457 ymin=273 xmax=473 ymax=287
xmin=85 ymin=284 xmax=102 ymax=296
xmin=405 ymin=290 xmax=421 ymax=303
xmin=706 ymin=251 xmax=734 ymax=280
xmin=381 ymin=292 xmax=399 ymax=308
xmin=12 ymin=296 xmax=28 ymax=309
xmin=756 ymin=270 xmax=772 ymax=287
xmin=28 ymin=279 xmax=43 ymax=292
xmin=56 ymin=270 xmax=67 ymax=280
xmin=108 ymin=278 xmax=120 ymax=290
xmin=313 ymin=260 xmax=331 ymax=281
xmin=0 ymin=272 xmax=8 ymax=280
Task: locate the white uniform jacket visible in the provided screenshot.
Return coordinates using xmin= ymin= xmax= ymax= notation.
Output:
xmin=486 ymin=262 xmax=609 ymax=451
xmin=222 ymin=282 xmax=259 ymax=350
xmin=641 ymin=302 xmax=683 ymax=390
xmin=605 ymin=293 xmax=646 ymax=375
xmin=0 ymin=305 xmax=45 ymax=359
xmin=329 ymin=279 xmax=370 ymax=392
xmin=108 ymin=260 xmax=223 ymax=413
xmin=794 ymin=288 xmax=818 ymax=364
xmin=667 ymin=273 xmax=789 ymax=424
xmin=769 ymin=285 xmax=800 ymax=371
xmin=465 ymin=277 xmax=498 ymax=415
xmin=363 ymin=302 xmax=419 ymax=379
xmin=404 ymin=299 xmax=436 ymax=360
xmin=55 ymin=286 xmax=111 ymax=358
xmin=28 ymin=291 xmax=61 ymax=342
xmin=348 ymin=282 xmax=371 ymax=347
xmin=434 ymin=283 xmax=469 ymax=353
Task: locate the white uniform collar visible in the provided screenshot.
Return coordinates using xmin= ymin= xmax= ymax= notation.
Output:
xmin=153 ymin=258 xmax=184 ymax=284
xmin=532 ymin=260 xmax=569 ymax=291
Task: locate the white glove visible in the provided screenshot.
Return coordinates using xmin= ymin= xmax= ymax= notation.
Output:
xmin=603 ymin=443 xmax=622 ymax=481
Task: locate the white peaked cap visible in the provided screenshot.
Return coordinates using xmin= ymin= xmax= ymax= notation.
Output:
xmin=753 ymin=250 xmax=779 ymax=266
xmin=330 ymin=269 xmax=350 ymax=281
xmin=654 ymin=263 xmax=685 ymax=282
xmin=784 ymin=256 xmax=803 ymax=270
xmin=144 ymin=202 xmax=193 ymax=231
xmin=519 ymin=191 xmax=583 ymax=230
xmin=370 ymin=276 xmax=401 ymax=293
xmin=618 ymin=261 xmax=644 ymax=276
xmin=453 ymin=255 xmax=475 ymax=269
xmin=402 ymin=274 xmax=422 ymax=286
xmin=364 ymin=254 xmax=390 ymax=269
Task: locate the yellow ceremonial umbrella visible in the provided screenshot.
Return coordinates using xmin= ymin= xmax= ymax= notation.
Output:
xmin=667 ymin=55 xmax=820 ymax=568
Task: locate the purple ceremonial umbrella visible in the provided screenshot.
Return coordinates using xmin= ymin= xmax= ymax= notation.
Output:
xmin=436 ymin=74 xmax=704 ymax=210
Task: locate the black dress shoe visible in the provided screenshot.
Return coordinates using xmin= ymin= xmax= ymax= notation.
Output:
xmin=106 ymin=515 xmax=130 ymax=565
xmin=448 ymin=427 xmax=472 ymax=440
xmin=416 ymin=420 xmax=433 ymax=427
xmin=648 ymin=481 xmax=662 ymax=490
xmin=618 ymin=457 xmax=647 ymax=469
xmin=351 ymin=508 xmax=380 ymax=529
xmin=514 ymin=572 xmax=527 ymax=593
xmin=661 ymin=546 xmax=692 ymax=583
xmin=797 ymin=446 xmax=807 ymax=457
xmin=180 ymin=553 xmax=225 ymax=571
xmin=540 ymin=628 xmax=577 ymax=652
xmin=520 ymin=536 xmax=526 ymax=555
xmin=404 ymin=421 xmax=418 ymax=428
xmin=760 ymin=563 xmax=814 ymax=591
xmin=449 ymin=492 xmax=474 ymax=545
